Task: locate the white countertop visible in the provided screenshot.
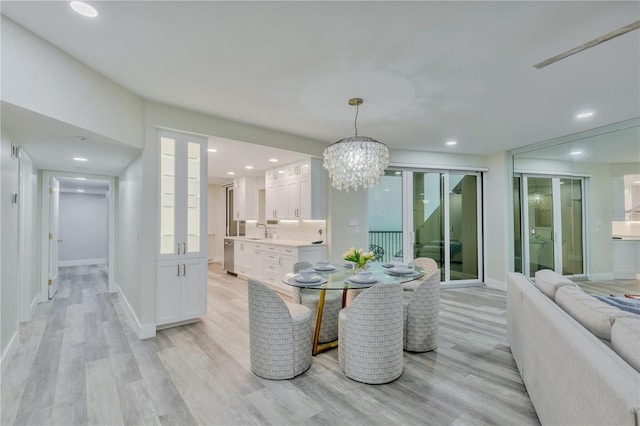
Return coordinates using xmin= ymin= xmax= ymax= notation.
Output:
xmin=224 ymin=236 xmax=326 ymax=248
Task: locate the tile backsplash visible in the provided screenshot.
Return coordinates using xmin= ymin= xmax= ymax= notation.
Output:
xmin=245 ymin=220 xmax=326 ymax=243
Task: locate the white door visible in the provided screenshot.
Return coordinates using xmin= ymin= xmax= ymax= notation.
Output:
xmin=48 ymin=177 xmax=60 ymax=299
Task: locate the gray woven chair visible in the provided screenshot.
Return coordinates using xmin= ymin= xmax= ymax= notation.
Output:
xmin=247 ymin=279 xmax=312 ymax=380
xmin=338 ymin=282 xmax=404 ymax=384
xmin=403 ymin=257 xmax=439 ymax=291
xmin=403 ymin=267 xmax=440 ymax=352
xmin=291 ymin=261 xmax=342 ymax=343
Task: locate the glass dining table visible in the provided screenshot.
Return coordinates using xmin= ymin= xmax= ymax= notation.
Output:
xmin=282 ymin=263 xmax=425 ymax=355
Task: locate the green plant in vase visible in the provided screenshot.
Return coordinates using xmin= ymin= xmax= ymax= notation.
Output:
xmin=343 ymin=247 xmax=375 ymax=270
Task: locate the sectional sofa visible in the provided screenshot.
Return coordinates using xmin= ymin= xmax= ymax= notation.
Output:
xmin=506 ymin=270 xmax=640 ymax=426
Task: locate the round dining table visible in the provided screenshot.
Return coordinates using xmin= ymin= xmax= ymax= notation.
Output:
xmin=283 ymin=262 xmax=425 ymax=355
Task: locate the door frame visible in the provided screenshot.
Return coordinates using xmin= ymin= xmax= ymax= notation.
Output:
xmin=520 ymin=173 xmax=587 ymax=278
xmin=40 ymin=170 xmax=117 ymax=301
xmin=400 ymin=169 xmax=484 ymax=286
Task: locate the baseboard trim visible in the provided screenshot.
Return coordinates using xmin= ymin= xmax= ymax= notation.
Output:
xmin=588 ymin=272 xmax=615 ymax=281
xmin=59 ymin=258 xmax=106 ymax=267
xmin=0 ymin=330 xmax=19 ymax=384
xmin=117 ymin=286 xmax=156 ymax=340
xmin=30 ymin=293 xmax=39 ymax=319
xmin=485 ymin=278 xmax=506 ymax=291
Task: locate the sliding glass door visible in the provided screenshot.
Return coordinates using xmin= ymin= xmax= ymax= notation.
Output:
xmin=369 ymin=169 xmax=483 ymax=285
xmin=520 ymin=175 xmax=585 ymax=278
xmin=410 ymin=171 xmax=480 ymax=282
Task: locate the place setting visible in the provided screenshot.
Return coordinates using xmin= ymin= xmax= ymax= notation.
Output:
xmin=384 ymin=262 xmax=420 ymax=277
xmin=287 ymin=268 xmax=327 ymax=286
xmin=344 ymin=269 xmax=381 ymax=287
xmin=382 ymin=257 xmax=404 ymax=268
xmin=312 ymin=260 xmax=337 ymax=273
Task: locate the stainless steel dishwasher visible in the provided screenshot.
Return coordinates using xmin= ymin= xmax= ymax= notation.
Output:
xmin=224 ymin=238 xmax=235 ymax=274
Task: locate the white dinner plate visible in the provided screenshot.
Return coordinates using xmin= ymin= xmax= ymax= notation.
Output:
xmin=295 ymin=275 xmax=323 ymax=283
xmin=387 ymin=268 xmax=416 ymax=275
xmin=381 ymin=262 xmax=394 ymax=268
xmin=313 ymin=265 xmax=336 ymax=272
xmin=287 ymin=277 xmax=326 ymax=286
xmin=346 ymin=275 xmax=378 ymax=284
xmin=345 ymin=277 xmax=380 ymax=286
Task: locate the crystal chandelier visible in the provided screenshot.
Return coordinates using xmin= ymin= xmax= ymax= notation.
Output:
xmin=323 ymin=98 xmax=390 ymax=192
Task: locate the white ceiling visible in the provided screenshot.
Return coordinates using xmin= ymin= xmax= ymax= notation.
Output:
xmin=58 ymin=176 xmax=110 ymax=194
xmin=2 ymin=1 xmax=639 ymax=180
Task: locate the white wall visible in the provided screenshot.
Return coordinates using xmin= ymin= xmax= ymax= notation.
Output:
xmin=485 ymin=152 xmax=510 ymax=290
xmin=117 ymin=154 xmax=145 ymax=334
xmin=328 ymin=188 xmax=369 ymax=265
xmin=1 ymin=17 xmax=144 ymax=149
xmin=18 ymin=149 xmax=39 ymax=322
xmin=59 ymin=193 xmax=108 ymax=265
xmin=1 ymin=132 xmax=20 ymax=362
xmin=391 ymin=149 xmax=488 ymax=170
xmin=208 ymin=184 xmax=226 ymax=263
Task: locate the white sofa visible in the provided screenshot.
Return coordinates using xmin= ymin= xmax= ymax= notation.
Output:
xmin=507 ymin=271 xmax=640 ymax=426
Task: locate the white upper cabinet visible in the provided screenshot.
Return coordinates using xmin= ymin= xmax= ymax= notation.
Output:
xmin=233 ymin=176 xmax=258 ymax=220
xmin=265 ymin=158 xmax=326 ymax=220
xmin=158 ymin=130 xmax=207 ymax=258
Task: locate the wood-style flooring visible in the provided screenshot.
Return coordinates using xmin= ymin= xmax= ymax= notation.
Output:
xmin=1 ymin=264 xmax=542 ymax=426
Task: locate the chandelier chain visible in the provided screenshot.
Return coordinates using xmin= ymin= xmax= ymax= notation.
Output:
xmin=354 ymin=103 xmax=359 ymax=137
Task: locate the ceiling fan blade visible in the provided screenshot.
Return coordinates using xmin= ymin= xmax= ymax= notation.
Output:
xmin=534 ymin=20 xmax=640 ymax=69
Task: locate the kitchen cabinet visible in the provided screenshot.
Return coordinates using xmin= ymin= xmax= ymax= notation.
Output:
xmin=235 ymin=240 xmax=264 ymax=277
xmin=234 ymin=239 xmax=326 ymax=294
xmin=265 ymin=158 xmax=326 ymax=220
xmin=156 ymin=258 xmax=207 ymax=326
xmin=157 ymin=130 xmax=208 ymax=327
xmin=233 ymin=177 xmax=258 ymax=220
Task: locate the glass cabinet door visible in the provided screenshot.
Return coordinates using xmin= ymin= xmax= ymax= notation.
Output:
xmin=186 ymin=141 xmax=201 ymax=254
xmin=158 ymin=131 xmax=206 ymax=258
xmin=160 ymin=136 xmax=176 ymax=255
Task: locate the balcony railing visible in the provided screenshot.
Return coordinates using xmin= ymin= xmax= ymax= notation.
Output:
xmin=368 ymin=231 xmax=402 ymax=263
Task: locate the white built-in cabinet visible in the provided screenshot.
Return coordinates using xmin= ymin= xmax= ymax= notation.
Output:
xmin=233 ymin=177 xmax=258 ymax=220
xmin=156 ymin=130 xmax=208 ymax=327
xmin=265 ymin=158 xmax=326 ymax=220
xmin=235 ymin=240 xmax=326 ymax=294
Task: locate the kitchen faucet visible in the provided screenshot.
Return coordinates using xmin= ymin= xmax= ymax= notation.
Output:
xmin=257 ymin=223 xmax=268 ymax=239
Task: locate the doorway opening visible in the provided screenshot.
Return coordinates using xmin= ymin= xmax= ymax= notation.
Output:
xmin=40 ymin=171 xmax=116 ymax=300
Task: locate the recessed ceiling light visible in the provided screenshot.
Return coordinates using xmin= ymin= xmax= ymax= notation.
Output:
xmin=384 ymin=189 xmax=390 ymax=192
xmin=207 ymin=148 xmax=217 ymax=153
xmin=245 ymin=166 xmax=254 ymax=170
xmin=269 ymin=158 xmax=279 ymax=163
xmin=70 ymin=1 xmax=98 ymax=17
xmin=227 ymin=171 xmax=235 ymax=175
xmin=76 ymin=189 xmax=85 ymax=193
xmin=576 ymin=111 xmax=594 ymax=119
xmin=76 ymin=177 xmax=86 ymax=180
xmin=570 ymin=151 xmax=582 ymax=156
xmin=73 ymin=157 xmax=88 ymax=162
xmin=446 ymin=140 xmax=457 ymax=146
xmin=634 ymin=181 xmax=640 ymax=184
xmin=277 ymin=170 xmax=285 ymax=174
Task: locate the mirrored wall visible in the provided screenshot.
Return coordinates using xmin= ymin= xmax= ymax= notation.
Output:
xmin=511 ymin=118 xmax=640 ymax=281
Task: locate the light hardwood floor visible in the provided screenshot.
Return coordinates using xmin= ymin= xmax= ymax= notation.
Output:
xmin=2 ymin=264 xmax=541 ymax=426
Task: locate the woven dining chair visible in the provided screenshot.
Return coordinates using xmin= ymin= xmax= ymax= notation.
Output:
xmin=338 ymin=282 xmax=404 ymax=384
xmin=403 ymin=257 xmax=439 ymax=291
xmin=291 ymin=261 xmax=342 ymax=343
xmin=247 ymin=279 xmax=312 ymax=380
xmin=403 ymin=267 xmax=440 ymax=352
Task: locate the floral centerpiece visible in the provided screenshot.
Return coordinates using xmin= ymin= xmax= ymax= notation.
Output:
xmin=343 ymin=247 xmax=375 ymax=269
